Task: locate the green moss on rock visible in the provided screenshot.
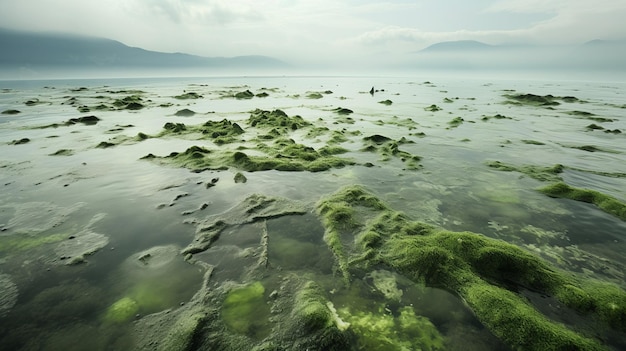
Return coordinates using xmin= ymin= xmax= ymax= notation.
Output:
xmin=538 ymin=182 xmax=626 ymax=221
xmin=315 ymin=185 xmax=625 ymax=350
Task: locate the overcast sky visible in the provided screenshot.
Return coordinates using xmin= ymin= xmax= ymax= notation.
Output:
xmin=1 ymin=0 xmax=625 ymax=67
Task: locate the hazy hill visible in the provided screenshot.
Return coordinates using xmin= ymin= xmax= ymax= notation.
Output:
xmin=0 ymin=28 xmax=289 ymax=71
xmin=410 ymin=39 xmax=626 ymax=71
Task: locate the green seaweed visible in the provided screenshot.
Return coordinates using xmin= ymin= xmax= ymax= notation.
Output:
xmin=378 ymin=99 xmax=393 ymax=105
xmin=521 ymin=139 xmax=546 ymax=145
xmin=503 ymin=93 xmax=560 ymax=106
xmin=174 ymin=92 xmax=202 ymax=100
xmin=425 ymin=104 xmax=442 ymax=112
xmin=221 ymin=281 xmax=270 ymax=338
xmin=316 ymin=185 xmax=625 ymax=350
xmin=362 ymin=136 xmax=421 ymax=168
xmin=9 ymin=138 xmax=30 ymax=145
xmin=175 ymin=109 xmax=196 ymax=116
xmin=113 ymin=95 xmax=145 ymax=110
xmin=338 ymin=305 xmax=444 ymax=351
xmin=103 ymin=297 xmax=139 ymax=324
xmin=49 ymin=149 xmax=74 ymax=156
xmin=487 ymin=161 xmax=564 ymax=182
xmin=0 ymin=233 xmax=67 ymax=252
xmin=235 ymin=90 xmax=255 ymax=99
xmin=248 ymin=109 xmax=311 ymax=133
xmin=538 ymin=182 xmax=626 ymax=221
xmin=306 ymin=93 xmax=324 ymax=99
xmin=333 ymin=107 xmax=353 ymax=115
xmin=234 ymin=172 xmax=247 ymax=183
xmin=2 ymin=109 xmax=21 ymax=115
xmin=448 ymin=117 xmax=464 ymax=128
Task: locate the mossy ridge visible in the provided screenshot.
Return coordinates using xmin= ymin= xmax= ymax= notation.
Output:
xmin=316 ymin=185 xmax=625 ymax=350
xmin=538 ymin=182 xmax=626 ymax=221
xmin=156 ymin=119 xmax=245 ymax=145
xmin=503 ymin=93 xmax=562 ymax=106
xmin=146 ymin=135 xmax=355 ymax=173
xmin=486 ymin=161 xmax=564 ymax=182
xmin=247 ymin=109 xmax=312 ymax=135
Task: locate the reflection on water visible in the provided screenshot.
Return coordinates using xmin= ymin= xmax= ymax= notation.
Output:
xmin=0 ymin=75 xmax=625 ymax=350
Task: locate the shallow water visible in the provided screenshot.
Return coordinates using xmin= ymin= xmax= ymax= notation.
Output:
xmin=0 ymin=75 xmax=625 ymax=350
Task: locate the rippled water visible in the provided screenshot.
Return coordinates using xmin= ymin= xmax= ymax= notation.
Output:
xmin=0 ymin=75 xmax=625 ymax=350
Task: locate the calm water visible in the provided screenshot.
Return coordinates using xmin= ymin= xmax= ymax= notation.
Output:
xmin=1 ymin=75 xmax=625 ymax=350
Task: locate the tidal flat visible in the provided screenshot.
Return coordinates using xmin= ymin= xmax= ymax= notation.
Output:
xmin=0 ymin=75 xmax=625 ymax=350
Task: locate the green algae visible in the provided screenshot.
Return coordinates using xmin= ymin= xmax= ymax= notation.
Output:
xmin=103 ymin=297 xmax=139 ymax=324
xmin=156 ymin=119 xmax=245 ymax=144
xmin=378 ymin=99 xmax=393 ymax=105
xmin=9 ymin=138 xmax=30 ymax=145
xmin=113 ymin=95 xmax=145 ymax=110
xmin=362 ymin=135 xmax=421 ymax=169
xmin=49 ymin=149 xmax=74 ymax=156
xmin=521 ymin=139 xmax=546 ymax=145
xmin=234 ymin=172 xmax=247 ymax=183
xmin=248 ymin=109 xmax=311 ymax=133
xmin=2 ymin=109 xmax=21 ymax=115
xmin=503 ymin=93 xmax=560 ymax=106
xmin=487 ymin=161 xmax=564 ymax=182
xmin=221 ymin=282 xmax=270 ymax=338
xmin=175 ymin=109 xmax=196 ymax=116
xmin=333 ymin=107 xmax=353 ymax=115
xmin=306 ymin=92 xmax=324 ymax=99
xmin=235 ymin=90 xmax=255 ymax=99
xmin=0 ymin=232 xmax=67 ymax=252
xmin=147 ymin=134 xmax=355 ymax=173
xmin=538 ymin=182 xmax=626 ymax=221
xmin=448 ymin=117 xmax=464 ymax=128
xmin=338 ymin=305 xmax=444 ymax=351
xmin=291 ymin=281 xmax=335 ymax=331
xmin=174 ymin=92 xmax=202 ymax=100
xmin=316 ymin=185 xmax=625 ymax=350
xmin=481 ymin=113 xmax=512 ymax=121
xmin=425 ymin=104 xmax=442 ymax=112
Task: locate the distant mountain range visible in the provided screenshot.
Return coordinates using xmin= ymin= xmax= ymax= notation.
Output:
xmin=411 ymin=39 xmax=626 ymax=71
xmin=0 ymin=28 xmax=289 ymax=75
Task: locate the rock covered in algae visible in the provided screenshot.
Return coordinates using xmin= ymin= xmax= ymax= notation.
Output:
xmin=538 ymin=182 xmax=626 ymax=221
xmin=315 ymin=185 xmax=626 ymax=350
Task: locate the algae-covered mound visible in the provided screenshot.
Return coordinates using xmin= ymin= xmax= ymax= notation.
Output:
xmin=362 ymin=135 xmax=421 ymax=169
xmin=248 ymin=108 xmax=311 ymax=131
xmin=503 ymin=93 xmax=561 ymax=106
xmin=539 ymin=182 xmax=626 ymax=221
xmin=146 ymin=136 xmax=355 ymax=173
xmin=315 ymin=185 xmax=626 ymax=350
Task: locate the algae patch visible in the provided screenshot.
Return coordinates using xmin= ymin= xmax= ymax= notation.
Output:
xmin=539 ymin=182 xmax=626 ymax=221
xmin=221 ymin=281 xmax=270 ymax=338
